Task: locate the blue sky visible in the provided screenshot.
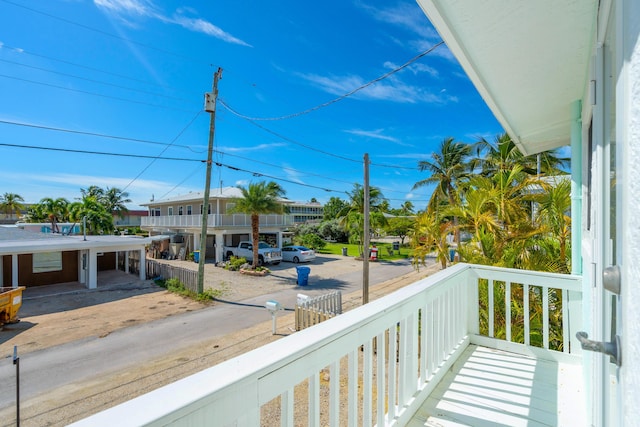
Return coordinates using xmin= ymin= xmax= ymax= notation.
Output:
xmin=0 ymin=0 xmax=503 ymax=210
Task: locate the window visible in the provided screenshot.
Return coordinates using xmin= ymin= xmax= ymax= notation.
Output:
xmin=178 ymin=206 xmax=183 ymax=216
xmin=33 ymin=252 xmax=62 ymax=273
xmin=187 ymin=205 xmax=192 ymax=215
xmin=200 ymin=204 xmax=212 ymax=214
xmin=154 ymin=208 xmax=160 ymax=217
xmin=168 ymin=207 xmax=174 ymax=216
xmin=226 ymin=202 xmax=236 ymax=212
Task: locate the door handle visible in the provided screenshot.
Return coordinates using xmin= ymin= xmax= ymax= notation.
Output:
xmin=576 ymin=331 xmax=621 ymax=366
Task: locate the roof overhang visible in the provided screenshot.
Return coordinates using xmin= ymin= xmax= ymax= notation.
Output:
xmin=416 ymin=0 xmax=598 ymax=155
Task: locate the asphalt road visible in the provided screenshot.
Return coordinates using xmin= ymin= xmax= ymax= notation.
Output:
xmin=0 ymin=259 xmax=417 ymax=410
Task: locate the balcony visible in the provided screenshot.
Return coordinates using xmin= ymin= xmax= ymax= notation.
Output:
xmin=70 ymin=263 xmax=585 ymax=426
xmin=141 ymin=214 xmax=294 ymax=229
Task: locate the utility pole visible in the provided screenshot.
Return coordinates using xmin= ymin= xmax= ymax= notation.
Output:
xmin=197 ymin=67 xmax=223 ymax=294
xmin=363 ymin=153 xmax=370 ymax=304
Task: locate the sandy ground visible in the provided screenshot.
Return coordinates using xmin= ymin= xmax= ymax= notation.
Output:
xmin=0 ymin=254 xmax=441 ymax=426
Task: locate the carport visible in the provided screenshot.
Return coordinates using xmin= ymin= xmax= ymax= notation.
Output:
xmin=0 ymin=227 xmax=155 ymax=289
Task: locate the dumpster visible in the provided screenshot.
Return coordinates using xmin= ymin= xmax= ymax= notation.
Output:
xmin=296 ymin=266 xmax=311 ymax=286
xmin=341 ymin=247 xmax=348 ymax=256
xmin=0 ymin=286 xmax=26 ymax=326
xmin=193 ymin=250 xmax=200 ymax=263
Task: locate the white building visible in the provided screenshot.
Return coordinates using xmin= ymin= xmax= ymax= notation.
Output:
xmin=140 ymin=187 xmax=294 ymax=262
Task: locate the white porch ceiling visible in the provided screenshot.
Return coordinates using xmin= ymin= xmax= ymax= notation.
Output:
xmin=417 ymin=0 xmax=598 ymax=155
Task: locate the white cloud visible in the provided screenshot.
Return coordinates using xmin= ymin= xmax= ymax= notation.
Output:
xmin=297 ymin=72 xmax=455 ymax=104
xmin=171 ymin=14 xmax=252 ymax=47
xmin=282 ymin=163 xmax=305 ymax=184
xmin=94 ymin=0 xmax=251 ymax=46
xmin=344 ymin=128 xmax=403 ymax=144
xmin=217 ymin=142 xmax=286 ymax=153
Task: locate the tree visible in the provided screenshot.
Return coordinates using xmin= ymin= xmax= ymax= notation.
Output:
xmin=68 ymin=196 xmax=114 ymax=235
xmin=338 ymin=183 xmax=387 ymax=257
xmin=323 ymin=197 xmax=348 ymax=221
xmin=411 ymin=211 xmax=451 ymax=269
xmin=232 ymin=181 xmax=286 ymax=268
xmin=474 ymin=133 xmax=568 ymax=177
xmin=0 ymin=193 xmax=24 ymax=219
xmin=102 ymin=187 xmax=131 ymax=219
xmin=413 ymin=137 xmax=472 ymax=213
xmin=384 ymin=217 xmax=414 ymax=245
xmin=413 ymin=137 xmax=472 ymax=247
xmin=40 ymin=197 xmax=70 ymax=233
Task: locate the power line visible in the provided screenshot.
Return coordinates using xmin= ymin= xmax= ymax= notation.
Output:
xmin=0 ymin=142 xmax=204 ymax=162
xmin=0 ymin=43 xmax=179 ymax=91
xmin=0 ymin=119 xmax=205 ymax=153
xmin=0 ymin=58 xmax=195 ymax=103
xmin=218 ymin=41 xmax=445 ymax=122
xmin=121 ymin=111 xmax=204 ymax=193
xmin=1 ymin=0 xmax=208 ymax=66
xmin=0 ymin=73 xmax=198 ymax=113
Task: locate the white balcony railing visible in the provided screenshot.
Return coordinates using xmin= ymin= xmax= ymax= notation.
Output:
xmin=70 ymin=263 xmax=582 ymax=426
xmin=141 ymin=214 xmax=294 ymax=229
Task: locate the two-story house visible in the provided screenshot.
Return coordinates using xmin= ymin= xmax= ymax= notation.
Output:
xmin=140 ymin=187 xmax=294 ymax=262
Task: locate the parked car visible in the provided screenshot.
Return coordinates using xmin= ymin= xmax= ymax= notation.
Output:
xmin=281 ymin=246 xmax=316 ymax=263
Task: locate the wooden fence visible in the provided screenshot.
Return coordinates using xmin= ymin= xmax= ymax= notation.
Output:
xmin=115 ymin=255 xmax=199 ymax=293
xmin=295 ymin=291 xmax=342 ymax=331
xmin=145 ymin=260 xmax=199 ymax=294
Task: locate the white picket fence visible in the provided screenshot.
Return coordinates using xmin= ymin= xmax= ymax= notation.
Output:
xmin=295 ymin=291 xmax=343 ymax=331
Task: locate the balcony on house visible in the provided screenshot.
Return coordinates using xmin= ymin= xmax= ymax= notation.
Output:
xmin=72 ymin=263 xmax=585 ymax=426
xmin=140 ymin=213 xmax=295 ymax=229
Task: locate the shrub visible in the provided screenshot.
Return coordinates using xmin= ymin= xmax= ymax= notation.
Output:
xmin=225 ymin=256 xmax=248 ymax=271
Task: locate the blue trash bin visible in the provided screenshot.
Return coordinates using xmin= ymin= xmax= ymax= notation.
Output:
xmin=193 ymin=250 xmax=200 ymax=263
xmin=296 ymin=266 xmax=311 ymax=286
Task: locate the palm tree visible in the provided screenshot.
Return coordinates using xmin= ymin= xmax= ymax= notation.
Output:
xmin=69 ymin=196 xmax=114 ymax=235
xmin=411 ymin=210 xmax=451 ymax=269
xmin=232 ymin=181 xmax=286 ymax=268
xmin=40 ymin=197 xmax=69 ymax=233
xmin=0 ymin=192 xmax=25 ymax=219
xmin=338 ymin=183 xmax=387 ymax=257
xmin=102 ymin=187 xmax=131 ymax=219
xmin=413 ymin=137 xmax=472 ymax=213
xmin=474 ymin=133 xmax=568 ymax=177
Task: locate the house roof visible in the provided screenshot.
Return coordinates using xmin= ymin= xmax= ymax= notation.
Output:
xmin=417 ymin=0 xmax=598 ymax=155
xmin=0 ymin=226 xmax=156 ymax=255
xmin=142 ymin=187 xmax=294 ymax=206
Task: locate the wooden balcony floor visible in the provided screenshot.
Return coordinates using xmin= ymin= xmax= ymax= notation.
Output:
xmin=407 ymin=345 xmax=585 ymax=427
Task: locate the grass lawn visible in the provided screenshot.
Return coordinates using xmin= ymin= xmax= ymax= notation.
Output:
xmin=318 ymin=242 xmax=412 ymax=261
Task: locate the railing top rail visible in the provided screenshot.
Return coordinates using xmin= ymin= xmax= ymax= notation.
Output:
xmin=466 ymin=263 xmax=582 ymax=290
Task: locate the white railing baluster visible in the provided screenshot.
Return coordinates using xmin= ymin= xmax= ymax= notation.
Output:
xmin=562 ymin=288 xmax=570 ymax=352
xmin=543 ymin=286 xmax=550 ymax=349
xmin=363 ymin=339 xmax=373 ymax=427
xmin=309 ymin=372 xmax=320 ymax=427
xmin=388 ymin=323 xmax=397 ymax=421
xmin=348 ymin=350 xmax=358 ymax=427
xmin=420 ymin=307 xmax=427 ymax=386
xmin=488 ymin=279 xmax=495 ymax=337
xmin=506 ymin=281 xmax=512 ymax=342
xmin=427 ymin=300 xmax=435 ymax=379
xmin=524 ymin=284 xmax=530 ymax=346
xmin=329 ymin=361 xmax=339 ymax=427
xmin=282 ymin=389 xmax=294 ymax=427
xmin=398 ymin=317 xmax=407 ymax=411
xmin=376 ymin=332 xmax=386 ymax=427
xmin=308 ymin=371 xmax=320 ymax=427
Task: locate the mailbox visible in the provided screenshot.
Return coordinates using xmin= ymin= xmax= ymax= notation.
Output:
xmin=265 ymin=300 xmax=281 ymax=312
